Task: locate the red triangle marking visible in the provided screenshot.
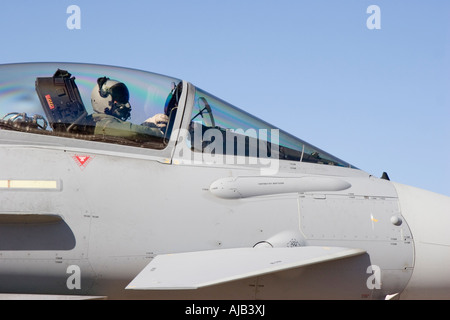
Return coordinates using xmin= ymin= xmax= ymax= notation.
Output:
xmin=73 ymin=155 xmax=92 ymax=168
xmin=76 ymin=156 xmax=89 ymax=165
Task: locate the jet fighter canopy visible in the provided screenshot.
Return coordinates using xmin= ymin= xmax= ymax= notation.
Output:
xmin=0 ymin=63 xmax=355 ymax=169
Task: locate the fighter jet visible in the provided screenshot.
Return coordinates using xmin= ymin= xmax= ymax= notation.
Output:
xmin=0 ymin=62 xmax=448 ymax=300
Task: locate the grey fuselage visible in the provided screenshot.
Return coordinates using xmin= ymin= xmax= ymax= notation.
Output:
xmin=0 ymin=64 xmax=449 ymax=300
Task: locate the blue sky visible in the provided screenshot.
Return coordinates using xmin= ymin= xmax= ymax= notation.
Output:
xmin=1 ymin=0 xmax=449 ymax=196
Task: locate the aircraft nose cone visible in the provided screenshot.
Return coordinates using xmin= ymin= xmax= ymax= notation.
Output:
xmin=393 ymin=183 xmax=450 ymax=299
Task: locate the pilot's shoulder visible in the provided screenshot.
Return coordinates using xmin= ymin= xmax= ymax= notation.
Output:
xmin=91 ymin=113 xmax=121 ymax=123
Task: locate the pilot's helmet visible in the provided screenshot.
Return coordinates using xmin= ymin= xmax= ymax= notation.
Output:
xmin=91 ymin=77 xmax=131 ymax=121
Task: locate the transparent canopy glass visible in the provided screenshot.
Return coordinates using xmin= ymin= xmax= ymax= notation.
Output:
xmin=0 ymin=62 xmax=355 ymax=168
xmin=190 ymin=87 xmax=355 ymax=168
xmin=0 ymin=63 xmax=181 ymax=149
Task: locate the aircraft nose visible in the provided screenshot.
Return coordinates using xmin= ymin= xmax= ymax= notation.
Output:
xmin=393 ymin=182 xmax=450 ymax=299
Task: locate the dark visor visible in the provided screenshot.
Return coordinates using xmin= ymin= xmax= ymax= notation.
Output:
xmin=109 ymin=83 xmax=129 ymax=104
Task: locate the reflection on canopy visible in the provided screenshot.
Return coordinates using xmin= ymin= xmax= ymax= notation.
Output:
xmin=0 ymin=63 xmax=181 ymax=149
xmin=0 ymin=62 xmax=356 ymax=169
xmin=190 ymin=87 xmax=356 ymax=168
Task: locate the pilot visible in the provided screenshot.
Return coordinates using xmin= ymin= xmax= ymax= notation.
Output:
xmin=91 ymin=77 xmax=168 ymax=140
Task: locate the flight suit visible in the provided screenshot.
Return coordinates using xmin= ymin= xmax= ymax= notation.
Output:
xmin=92 ymin=113 xmax=163 ymax=141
